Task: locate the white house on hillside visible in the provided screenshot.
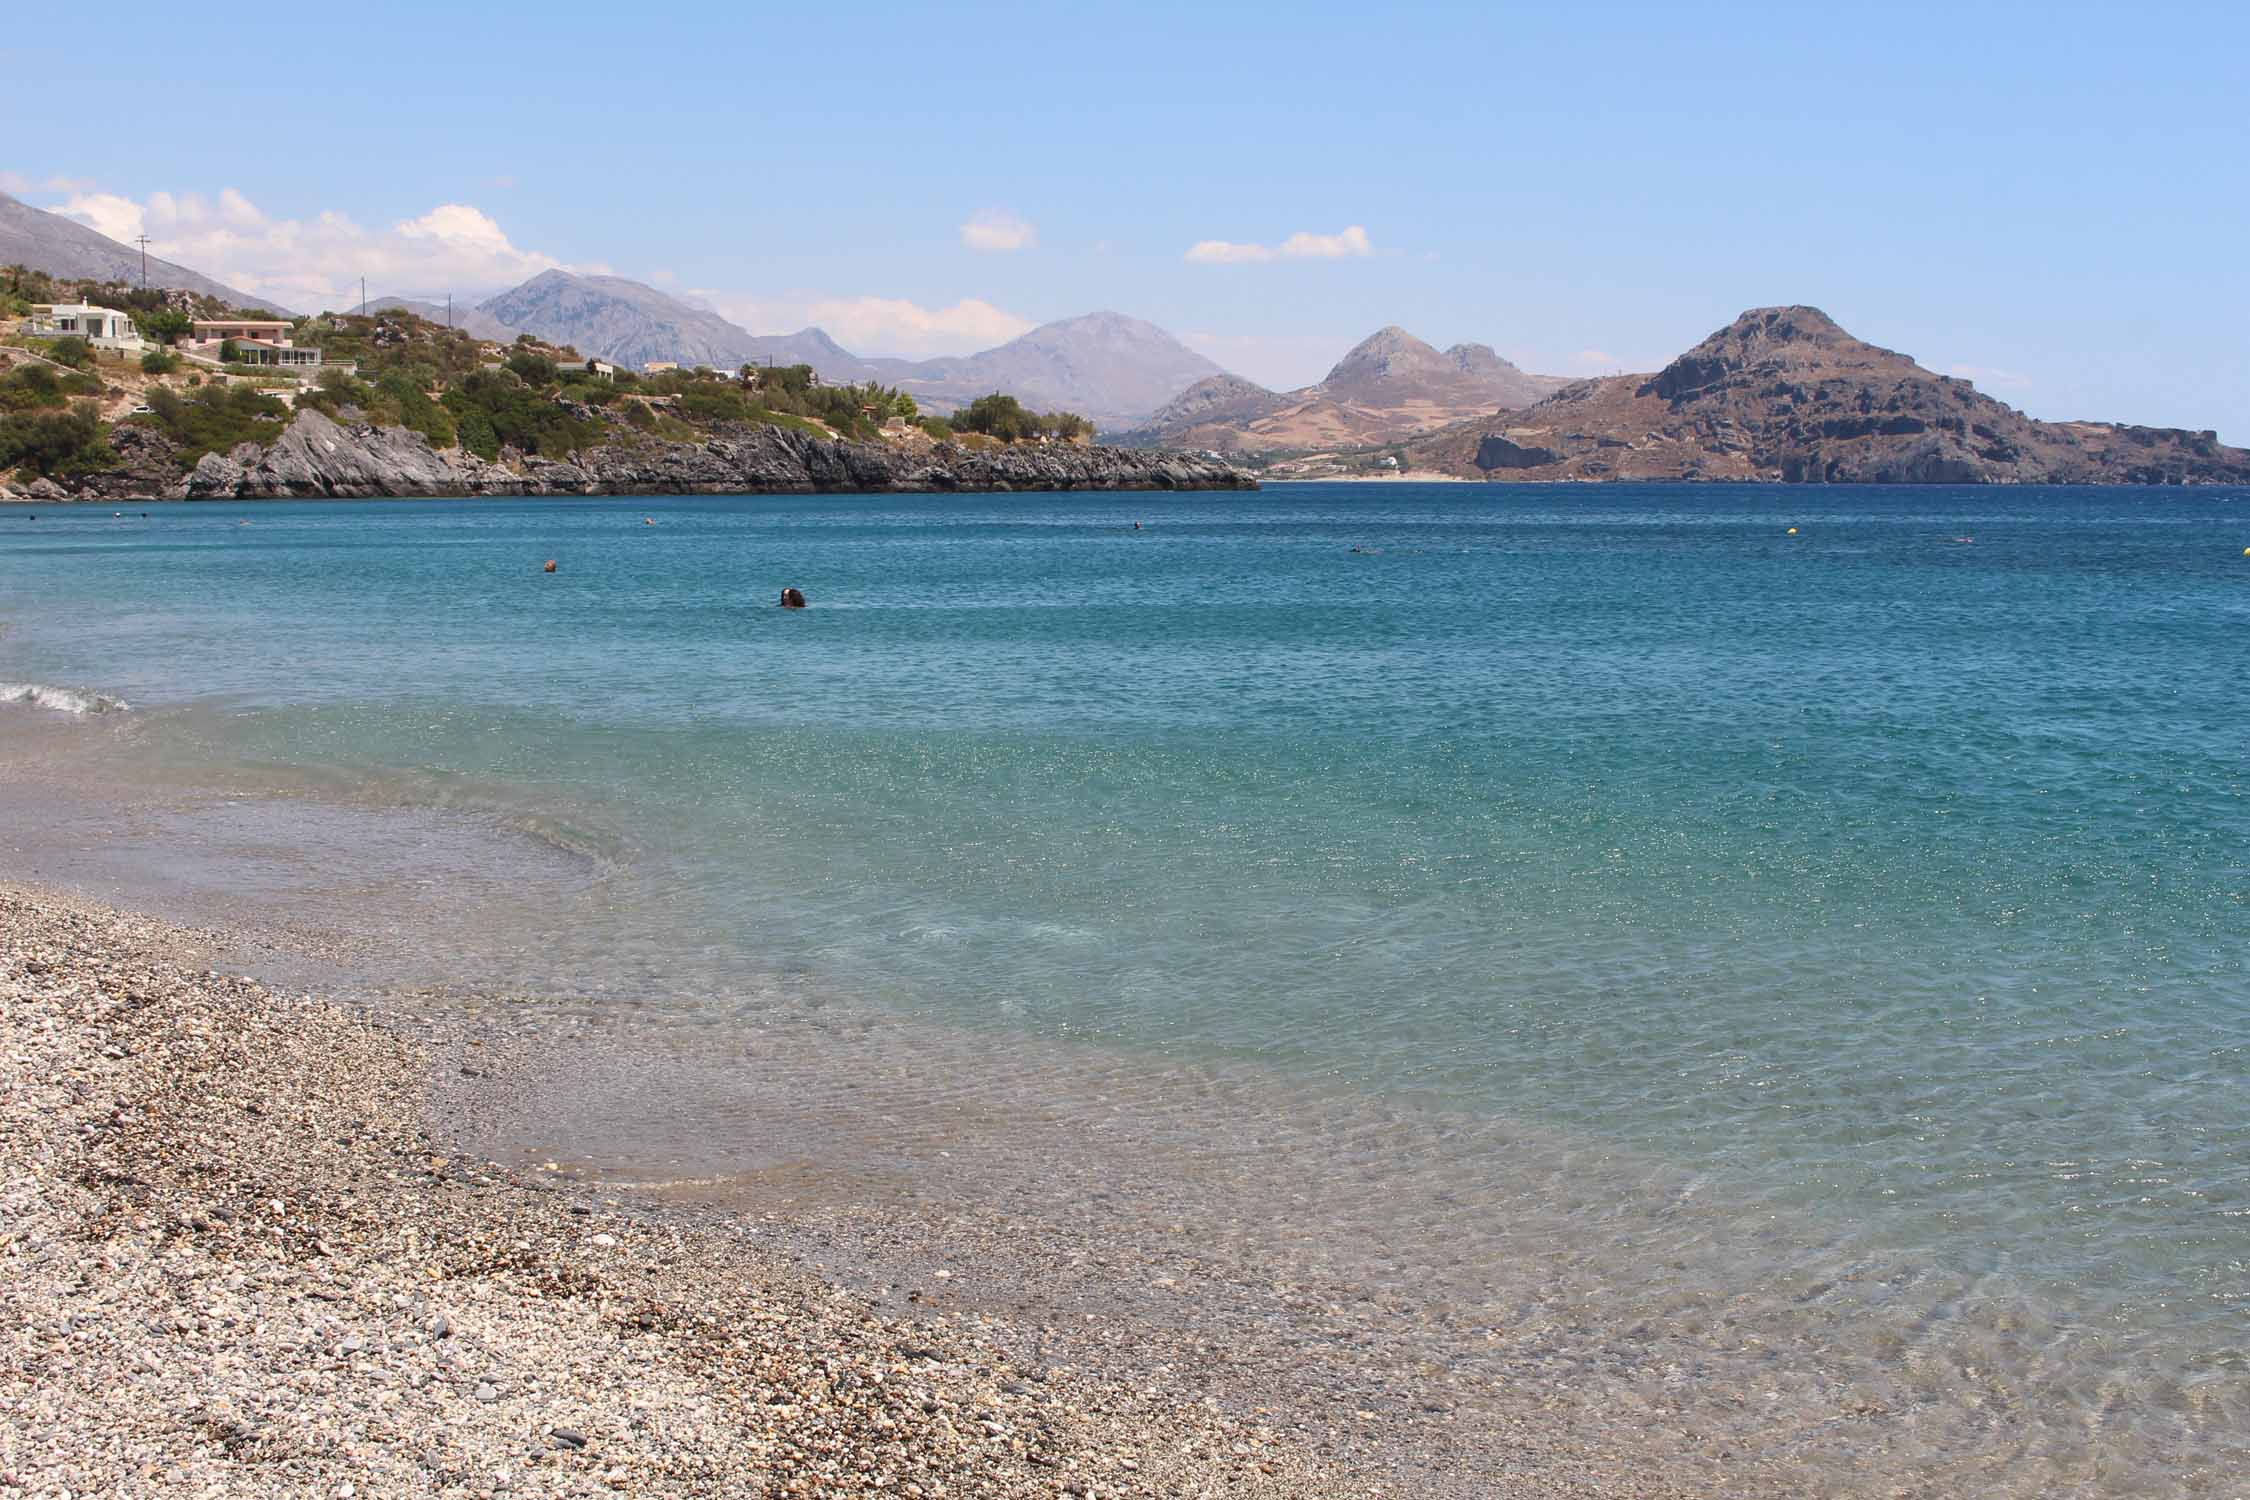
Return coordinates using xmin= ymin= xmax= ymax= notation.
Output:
xmin=23 ymin=302 xmax=146 ymax=352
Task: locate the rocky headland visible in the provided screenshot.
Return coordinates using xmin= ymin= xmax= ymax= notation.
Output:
xmin=39 ymin=409 xmax=1250 ymax=502
xmin=1407 ymin=307 xmax=2250 ymax=485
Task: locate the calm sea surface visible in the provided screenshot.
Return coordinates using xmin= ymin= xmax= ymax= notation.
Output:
xmin=4 ymin=482 xmax=2247 ymax=1490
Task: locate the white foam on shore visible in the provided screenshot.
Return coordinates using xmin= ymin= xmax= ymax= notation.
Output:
xmin=0 ymin=682 xmax=130 ymax=716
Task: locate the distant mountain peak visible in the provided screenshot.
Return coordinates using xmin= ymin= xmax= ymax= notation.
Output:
xmin=0 ymin=189 xmax=290 ymax=314
xmin=1403 ymin=304 xmax=2250 ymax=486
xmin=1648 ymin=305 xmax=1896 ymax=401
xmin=1322 ymin=327 xmax=1448 ymax=390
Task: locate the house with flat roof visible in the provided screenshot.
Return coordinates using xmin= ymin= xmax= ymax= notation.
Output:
xmin=643 ymin=360 xmax=679 ymax=374
xmin=182 ymin=319 xmax=323 ymax=370
xmin=23 ymin=302 xmax=145 ymax=351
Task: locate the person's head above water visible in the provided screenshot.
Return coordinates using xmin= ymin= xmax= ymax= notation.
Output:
xmin=779 ymin=587 xmax=807 ymax=608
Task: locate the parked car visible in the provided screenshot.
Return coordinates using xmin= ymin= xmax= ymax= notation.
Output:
xmin=129 ymin=404 xmax=153 ymax=415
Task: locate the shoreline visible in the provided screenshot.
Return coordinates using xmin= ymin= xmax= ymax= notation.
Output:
xmin=0 ymin=880 xmax=1324 ymax=1498
xmin=1 ymin=663 xmax=2236 ymax=1496
xmin=1 ymin=872 xmax=1761 ymax=1498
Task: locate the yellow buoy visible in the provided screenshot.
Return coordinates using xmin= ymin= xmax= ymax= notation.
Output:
xmin=1787 ymin=527 xmax=1798 ymax=535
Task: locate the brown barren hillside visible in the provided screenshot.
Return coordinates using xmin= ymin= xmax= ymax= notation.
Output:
xmin=1123 ymin=327 xmax=1566 ymax=451
xmin=1407 ymin=306 xmax=2250 ymax=484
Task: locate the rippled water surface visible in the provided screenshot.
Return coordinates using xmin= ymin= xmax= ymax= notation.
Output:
xmin=4 ymin=483 xmax=2247 ymax=1490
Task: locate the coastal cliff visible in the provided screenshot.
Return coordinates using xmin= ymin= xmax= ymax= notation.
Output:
xmin=162 ymin=409 xmax=1252 ymax=501
xmin=1406 ymin=307 xmax=2250 ymax=485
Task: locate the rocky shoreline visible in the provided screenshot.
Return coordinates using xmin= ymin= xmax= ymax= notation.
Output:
xmin=0 ymin=409 xmax=1255 ymax=503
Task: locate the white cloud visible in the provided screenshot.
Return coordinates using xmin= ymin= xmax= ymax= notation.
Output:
xmin=1277 ymin=225 xmax=1372 ymax=259
xmin=45 ymin=184 xmax=566 ymax=311
xmin=959 ymin=210 xmax=1037 ymax=253
xmin=1184 ymin=238 xmax=1276 ymax=265
xmin=1186 ymin=224 xmax=1373 ymax=265
xmin=703 ymin=291 xmax=1035 ymax=358
xmin=1945 ymin=363 xmax=2032 ymax=391
xmin=56 ymin=191 xmax=145 ymax=243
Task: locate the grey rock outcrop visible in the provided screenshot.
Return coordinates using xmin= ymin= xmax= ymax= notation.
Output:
xmin=171 ymin=409 xmax=1253 ymax=501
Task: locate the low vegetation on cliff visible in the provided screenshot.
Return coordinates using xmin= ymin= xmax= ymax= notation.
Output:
xmin=2 ymin=287 xmax=1104 ymax=495
xmin=0 ymin=362 xmax=109 ymax=478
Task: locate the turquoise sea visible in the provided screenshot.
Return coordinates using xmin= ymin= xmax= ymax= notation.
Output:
xmin=4 ymin=482 xmax=2247 ymax=1491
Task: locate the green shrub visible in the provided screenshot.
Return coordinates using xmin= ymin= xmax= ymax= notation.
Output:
xmin=678 ymin=387 xmax=753 ymax=424
xmin=374 ymin=371 xmax=455 ymax=448
xmin=143 ymin=382 xmax=288 ymax=467
xmin=43 ymin=336 xmax=92 ymax=369
xmin=140 ymin=348 xmax=178 ymax=375
xmin=0 ymin=363 xmax=64 ymax=413
xmin=140 ymin=308 xmax=192 ymax=346
xmin=504 ymin=351 xmax=557 ymax=387
xmin=0 ymin=400 xmax=109 ymax=476
xmin=948 ymin=392 xmax=1089 ymax=443
xmin=454 ymin=406 xmax=499 ymax=460
xmin=442 ymin=370 xmax=594 ymax=459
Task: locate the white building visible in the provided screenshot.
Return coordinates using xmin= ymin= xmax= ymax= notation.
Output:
xmin=24 ymin=302 xmax=146 ymax=351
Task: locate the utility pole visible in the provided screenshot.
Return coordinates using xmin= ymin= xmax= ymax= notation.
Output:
xmin=134 ymin=235 xmax=150 ymax=290
xmin=360 ymin=275 xmax=367 ymax=317
xmin=447 ymin=292 xmax=453 ymax=331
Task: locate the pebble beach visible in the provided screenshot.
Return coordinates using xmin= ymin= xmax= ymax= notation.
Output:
xmin=0 ymin=882 xmax=1330 ymax=1498
xmin=2 ymin=881 xmax=1755 ymax=1499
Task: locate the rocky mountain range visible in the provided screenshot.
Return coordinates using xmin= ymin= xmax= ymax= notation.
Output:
xmin=1119 ymin=326 xmax=1568 ymax=452
xmin=7 ymin=188 xmax=2242 ymax=481
xmin=476 ymin=271 xmax=768 ymax=372
xmin=1405 ymin=306 xmax=2250 ymax=485
xmin=0 ymin=191 xmax=288 ymax=313
xmin=855 ymin=312 xmax=1227 ymax=430
xmin=364 ymin=297 xmax=524 ymax=344
xmin=476 ymin=274 xmax=1226 ymax=429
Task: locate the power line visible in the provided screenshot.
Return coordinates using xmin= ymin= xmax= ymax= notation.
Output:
xmin=134 ymin=235 xmax=151 ymax=290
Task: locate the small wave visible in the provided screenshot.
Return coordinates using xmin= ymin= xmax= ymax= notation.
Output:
xmin=0 ymin=681 xmax=130 ymax=716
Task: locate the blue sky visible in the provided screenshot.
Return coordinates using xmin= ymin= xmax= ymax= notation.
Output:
xmin=6 ymin=1 xmax=2247 ymax=436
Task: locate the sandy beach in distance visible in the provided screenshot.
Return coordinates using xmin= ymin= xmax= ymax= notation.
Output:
xmin=1275 ymin=471 xmax=1471 ymax=484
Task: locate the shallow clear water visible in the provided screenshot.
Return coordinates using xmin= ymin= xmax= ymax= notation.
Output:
xmin=4 ymin=483 xmax=2248 ymax=1489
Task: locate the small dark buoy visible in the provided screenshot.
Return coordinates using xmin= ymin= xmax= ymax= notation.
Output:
xmin=543 ymin=559 xmax=558 ymax=573
xmin=779 ymin=586 xmax=807 ymax=609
